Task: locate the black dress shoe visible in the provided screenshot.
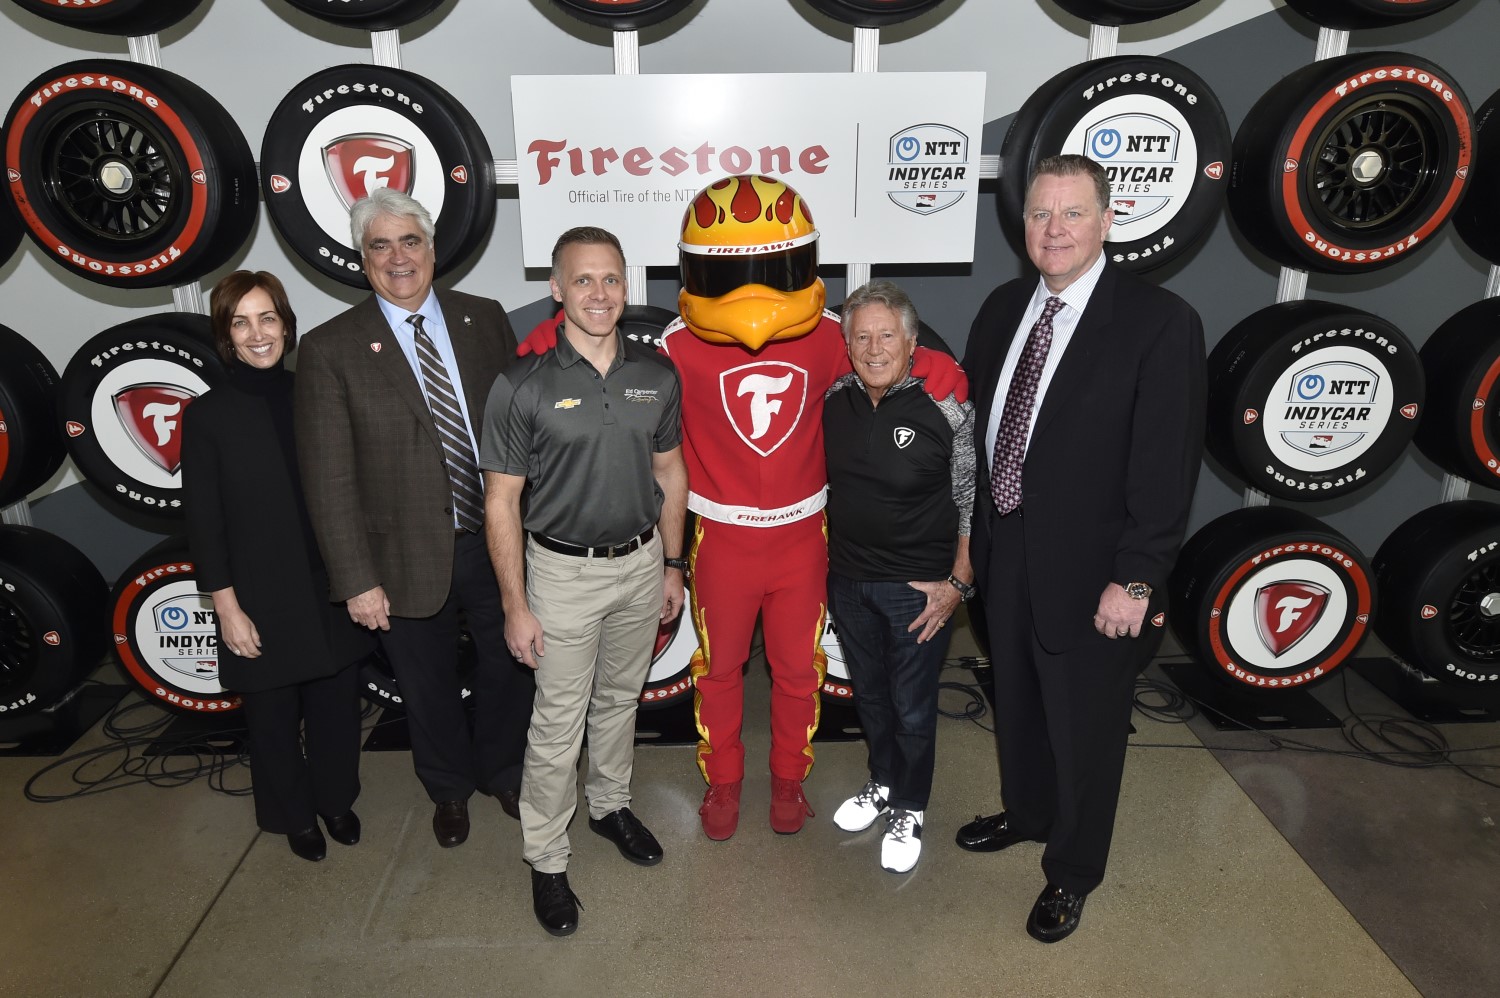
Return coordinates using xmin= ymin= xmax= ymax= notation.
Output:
xmin=531 ymin=870 xmax=582 ymax=937
xmin=287 ymin=826 xmax=327 ymax=862
xmin=322 ymin=810 xmax=361 ymax=846
xmin=1027 ymin=883 xmax=1087 ymax=943
xmin=496 ymin=788 xmax=521 ymax=821
xmin=433 ymin=800 xmax=470 ymax=848
xmin=954 ymin=812 xmax=1046 ymax=853
xmin=588 ymin=806 xmax=663 ymax=866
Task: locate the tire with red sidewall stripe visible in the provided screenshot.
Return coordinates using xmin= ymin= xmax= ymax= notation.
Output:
xmin=1228 ymin=51 xmax=1474 ymax=274
xmin=0 ymin=323 xmax=65 ymax=508
xmin=0 ymin=525 xmax=108 ymax=718
xmin=4 ymin=60 xmax=258 ymax=289
xmin=279 ymin=0 xmax=446 ymax=31
xmin=1413 ymin=299 xmax=1500 ymax=485
xmin=9 ymin=0 xmax=205 ymax=35
xmin=1048 ymin=1 xmax=1203 ymax=26
xmin=549 ymin=0 xmax=696 ymax=30
xmin=1452 ymin=88 xmax=1500 ymax=265
xmin=800 ymin=0 xmax=951 ymax=27
xmin=1373 ymin=501 xmax=1500 ymax=685
xmin=111 ymin=536 xmax=239 ymax=714
xmin=1282 ymin=0 xmax=1463 ymax=30
xmin=260 ymin=65 xmax=495 ymax=289
xmin=1169 ymin=506 xmax=1374 ymax=690
xmin=58 ymin=313 xmax=227 ymax=520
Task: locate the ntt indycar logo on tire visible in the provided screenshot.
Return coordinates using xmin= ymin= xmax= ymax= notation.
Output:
xmin=886 ymin=123 xmax=969 ymax=215
xmin=1062 ymin=98 xmax=1199 ymax=247
xmin=1265 ymin=348 xmax=1392 ymax=471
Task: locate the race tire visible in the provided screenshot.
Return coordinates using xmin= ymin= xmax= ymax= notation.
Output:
xmin=0 ymin=323 xmax=65 ymax=508
xmin=618 ymin=303 xmax=680 ymax=350
xmin=800 ymin=0 xmax=952 ymax=27
xmin=1281 ymin=0 xmax=1464 ymax=30
xmin=821 ymin=607 xmax=853 ymax=701
xmin=642 ymin=589 xmax=696 ymax=709
xmin=0 ymin=186 xmax=22 ymax=264
xmin=1227 ymin=51 xmax=1474 ymax=274
xmin=1048 ymin=1 xmax=1203 ymax=26
xmin=1169 ymin=506 xmax=1374 ymax=690
xmin=9 ymin=0 xmax=206 ymax=35
xmin=549 ymin=0 xmax=696 ymax=30
xmin=1373 ymin=500 xmax=1500 ymax=685
xmin=4 ymin=60 xmax=258 ymax=289
xmin=1413 ymin=299 xmax=1500 ymax=484
xmin=0 ymin=525 xmax=109 ymax=718
xmin=359 ymin=631 xmax=474 ymax=709
xmin=998 ymin=56 xmax=1230 ymax=273
xmin=58 ymin=312 xmax=227 ymax=520
xmin=260 ymin=65 xmax=495 ymax=289
xmin=1206 ymin=300 xmax=1423 ymax=501
xmin=111 ymin=536 xmax=239 ymax=714
xmin=1452 ymin=88 xmax=1500 ymax=264
xmin=278 ymin=0 xmax=446 ymax=31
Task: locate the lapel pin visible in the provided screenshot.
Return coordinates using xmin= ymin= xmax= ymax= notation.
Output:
xmin=370 ymin=342 xmax=382 ymax=353
xmin=463 ymin=315 xmax=473 ymax=326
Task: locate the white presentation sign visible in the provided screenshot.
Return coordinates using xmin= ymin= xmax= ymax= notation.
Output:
xmin=511 ymin=72 xmax=986 ymax=268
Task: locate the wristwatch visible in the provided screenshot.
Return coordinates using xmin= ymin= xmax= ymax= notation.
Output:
xmin=664 ymin=557 xmax=691 ymax=578
xmin=1122 ymin=582 xmax=1152 ymax=600
xmin=946 ymin=575 xmax=976 ymax=602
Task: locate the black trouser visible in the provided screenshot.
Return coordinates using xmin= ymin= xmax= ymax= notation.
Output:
xmin=378 ymin=530 xmax=536 ymax=802
xmin=240 ymin=662 xmax=361 ymax=835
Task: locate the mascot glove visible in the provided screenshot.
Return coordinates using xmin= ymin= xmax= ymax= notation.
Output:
xmin=912 ymin=347 xmax=969 ymax=404
xmin=516 ymin=311 xmax=565 ymax=357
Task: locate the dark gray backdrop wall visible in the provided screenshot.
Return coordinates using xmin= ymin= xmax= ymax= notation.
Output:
xmin=0 ymin=0 xmax=1496 ymax=577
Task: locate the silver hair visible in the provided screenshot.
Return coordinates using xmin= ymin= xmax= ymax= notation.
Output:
xmin=841 ymin=280 xmax=919 ymax=340
xmin=349 ymin=187 xmax=436 ymax=250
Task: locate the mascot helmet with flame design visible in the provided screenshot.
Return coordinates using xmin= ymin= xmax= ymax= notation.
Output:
xmin=678 ymin=175 xmax=826 ymax=350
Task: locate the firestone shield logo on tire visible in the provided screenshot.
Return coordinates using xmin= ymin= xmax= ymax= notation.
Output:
xmin=322 ymin=134 xmax=415 ymax=210
xmin=1062 ymin=99 xmax=1198 ymax=243
xmin=112 ymin=384 xmax=194 ymax=474
xmin=1254 ymin=580 xmax=1330 ymax=656
xmin=1264 ymin=348 xmax=1392 ymax=471
xmin=720 ymin=361 xmax=808 ymax=458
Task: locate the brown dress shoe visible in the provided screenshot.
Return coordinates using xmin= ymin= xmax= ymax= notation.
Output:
xmin=433 ymin=799 xmax=469 ymax=847
xmin=496 ymin=788 xmax=521 ymax=821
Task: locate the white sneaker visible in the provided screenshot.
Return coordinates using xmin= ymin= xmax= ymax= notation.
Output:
xmin=881 ymin=808 xmax=923 ymax=874
xmin=832 ymin=780 xmax=890 ymax=832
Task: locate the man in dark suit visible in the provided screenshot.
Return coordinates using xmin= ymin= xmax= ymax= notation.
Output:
xmin=956 ymin=155 xmax=1206 ymax=942
xmin=295 ymin=186 xmax=534 ymax=848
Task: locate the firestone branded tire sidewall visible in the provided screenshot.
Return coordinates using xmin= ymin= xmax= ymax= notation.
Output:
xmin=1282 ymin=0 xmax=1464 ymax=31
xmin=360 ymin=635 xmax=474 ymax=709
xmin=800 ymin=0 xmax=950 ymax=28
xmin=1048 ymin=1 xmax=1204 ymax=26
xmin=1206 ymin=300 xmax=1423 ymax=501
xmin=1169 ymin=507 xmax=1373 ymax=690
xmin=5 ymin=60 xmax=258 ymax=289
xmin=0 ymin=323 xmax=65 ymax=508
xmin=0 ymin=526 xmax=109 ymax=718
xmin=280 ymin=0 xmax=446 ymax=31
xmin=1228 ymin=51 xmax=1473 ymax=274
xmin=550 ymin=0 xmax=696 ymax=31
xmin=1452 ymin=89 xmax=1500 ymax=265
xmin=58 ymin=313 xmax=226 ymax=520
xmin=1373 ymin=501 xmax=1500 ymax=684
xmin=999 ymin=56 xmax=1230 ymax=273
xmin=10 ymin=0 xmax=206 ymax=35
xmin=1414 ymin=299 xmax=1500 ymax=485
xmin=0 ymin=189 xmax=22 ymax=264
xmin=260 ymin=65 xmax=495 ymax=289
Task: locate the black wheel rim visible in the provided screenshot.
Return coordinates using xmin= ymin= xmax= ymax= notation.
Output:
xmin=1306 ymin=95 xmax=1440 ymax=233
xmin=0 ymin=593 xmax=38 ymax=694
xmin=39 ymin=102 xmax=184 ymax=245
xmin=1446 ymin=561 xmax=1500 ymax=661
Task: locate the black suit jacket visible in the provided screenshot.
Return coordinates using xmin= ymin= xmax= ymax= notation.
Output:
xmin=962 ymin=262 xmax=1206 ymax=654
xmin=295 ymin=289 xmax=517 ymax=617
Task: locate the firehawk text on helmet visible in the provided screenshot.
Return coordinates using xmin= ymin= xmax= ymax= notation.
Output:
xmin=526 ymin=140 xmax=830 ymax=185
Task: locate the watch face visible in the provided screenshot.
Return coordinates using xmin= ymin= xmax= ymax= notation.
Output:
xmin=1127 ymin=583 xmax=1152 ymax=599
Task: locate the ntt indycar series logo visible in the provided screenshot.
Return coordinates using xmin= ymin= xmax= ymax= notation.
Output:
xmin=886 ymin=123 xmax=969 ymax=215
xmin=1087 ymin=114 xmax=1181 ymax=227
xmin=1265 ymin=348 xmax=1392 ymax=471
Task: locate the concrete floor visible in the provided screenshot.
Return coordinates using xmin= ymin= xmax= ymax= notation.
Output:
xmin=5 ymin=622 xmax=1488 ymax=998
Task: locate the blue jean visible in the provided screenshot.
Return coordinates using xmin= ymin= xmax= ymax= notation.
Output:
xmin=828 ymin=572 xmax=951 ymax=810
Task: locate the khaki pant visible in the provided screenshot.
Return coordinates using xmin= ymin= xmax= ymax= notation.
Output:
xmin=519 ymin=533 xmax=661 ymax=873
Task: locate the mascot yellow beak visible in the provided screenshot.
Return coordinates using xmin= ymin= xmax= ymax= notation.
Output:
xmin=679 ymin=280 xmax=826 ymax=351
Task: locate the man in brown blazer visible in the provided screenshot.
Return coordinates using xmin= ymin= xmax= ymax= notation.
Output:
xmin=295 ymin=187 xmax=534 ymax=848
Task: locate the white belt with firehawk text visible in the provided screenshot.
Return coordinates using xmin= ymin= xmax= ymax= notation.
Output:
xmin=688 ymin=487 xmax=827 ymax=527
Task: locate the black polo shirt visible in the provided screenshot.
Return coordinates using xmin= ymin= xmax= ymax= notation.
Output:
xmin=479 ymin=326 xmax=682 ymax=547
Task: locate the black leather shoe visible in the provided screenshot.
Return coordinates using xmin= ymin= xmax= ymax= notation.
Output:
xmin=588 ymin=806 xmax=663 ymax=866
xmin=1027 ymin=883 xmax=1087 ymax=943
xmin=433 ymin=800 xmax=469 ymax=848
xmin=287 ymin=826 xmax=327 ymax=862
xmin=954 ymin=812 xmax=1046 ymax=853
xmin=531 ymin=870 xmax=582 ymax=937
xmin=496 ymin=788 xmax=521 ymax=821
xmin=322 ymin=810 xmax=361 ymax=846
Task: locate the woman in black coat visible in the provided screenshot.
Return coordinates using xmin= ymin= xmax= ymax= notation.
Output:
xmin=182 ymin=270 xmax=372 ymax=862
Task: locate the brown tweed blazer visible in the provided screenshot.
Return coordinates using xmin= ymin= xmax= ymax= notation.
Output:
xmin=294 ymin=289 xmax=517 ymax=617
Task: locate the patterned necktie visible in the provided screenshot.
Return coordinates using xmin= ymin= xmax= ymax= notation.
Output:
xmin=407 ymin=314 xmax=485 ymax=533
xmin=990 ymin=296 xmax=1065 ymax=515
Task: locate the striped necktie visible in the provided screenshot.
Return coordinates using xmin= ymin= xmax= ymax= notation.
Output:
xmin=407 ymin=314 xmax=484 ymax=533
xmin=991 ymin=295 xmax=1064 ymax=516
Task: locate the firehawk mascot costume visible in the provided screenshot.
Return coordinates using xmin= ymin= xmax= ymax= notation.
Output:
xmin=520 ymin=175 xmax=964 ymax=840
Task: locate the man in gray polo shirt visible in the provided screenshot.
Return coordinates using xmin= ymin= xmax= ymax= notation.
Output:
xmin=481 ymin=225 xmax=688 ymax=938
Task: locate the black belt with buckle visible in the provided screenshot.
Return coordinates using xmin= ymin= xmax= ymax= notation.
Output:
xmin=531 ymin=526 xmax=654 ymax=559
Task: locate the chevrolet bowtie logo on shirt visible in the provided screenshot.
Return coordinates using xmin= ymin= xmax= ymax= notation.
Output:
xmin=554 ymin=398 xmax=582 ymax=409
